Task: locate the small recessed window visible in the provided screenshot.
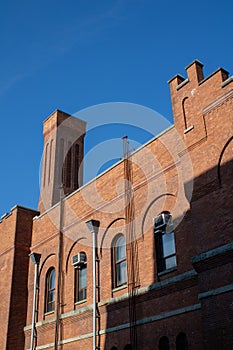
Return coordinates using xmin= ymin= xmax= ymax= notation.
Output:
xmin=176 ymin=332 xmax=188 ymax=350
xmin=45 ymin=268 xmax=56 ymax=313
xmin=159 ymin=336 xmax=170 ymax=350
xmin=112 ymin=235 xmax=127 ymax=288
xmin=154 ymin=212 xmax=177 ymax=273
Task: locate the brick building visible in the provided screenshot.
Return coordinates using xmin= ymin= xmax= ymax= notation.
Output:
xmin=0 ymin=60 xmax=232 ymax=350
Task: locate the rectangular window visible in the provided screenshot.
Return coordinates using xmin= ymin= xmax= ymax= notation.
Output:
xmin=156 ymin=231 xmax=177 ymax=272
xmin=154 ymin=212 xmax=177 ymax=273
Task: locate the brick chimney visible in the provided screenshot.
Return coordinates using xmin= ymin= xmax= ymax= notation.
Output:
xmin=38 ymin=110 xmax=86 ymax=213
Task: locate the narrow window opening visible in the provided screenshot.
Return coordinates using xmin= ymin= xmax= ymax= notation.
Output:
xmin=112 ymin=235 xmax=127 ymax=288
xmin=74 ymin=252 xmax=87 ymax=302
xmin=176 ymin=332 xmax=188 ymax=350
xmin=66 ymin=141 xmax=72 ymax=188
xmin=59 ymin=138 xmax=64 ymax=187
xmin=74 ymin=143 xmax=79 ymax=190
xmin=159 ymin=336 xmax=170 ymax=350
xmin=48 ymin=140 xmax=53 ymax=185
xmin=154 ymin=212 xmax=177 ymax=273
xmin=45 ymin=268 xmax=56 ymax=313
xmin=43 ymin=143 xmax=49 ymax=187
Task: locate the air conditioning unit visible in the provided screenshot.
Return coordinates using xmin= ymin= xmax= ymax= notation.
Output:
xmin=72 ymin=252 xmax=86 ymax=267
xmin=154 ymin=212 xmax=172 ymax=232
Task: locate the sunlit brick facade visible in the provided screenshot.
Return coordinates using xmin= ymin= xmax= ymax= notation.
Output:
xmin=0 ymin=60 xmax=232 ymax=350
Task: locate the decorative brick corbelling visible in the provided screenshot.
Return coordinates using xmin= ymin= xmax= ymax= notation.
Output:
xmin=202 ymin=88 xmax=233 ymax=116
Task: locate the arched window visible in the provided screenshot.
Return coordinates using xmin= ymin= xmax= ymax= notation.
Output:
xmin=74 ymin=143 xmax=79 ymax=190
xmin=112 ymin=235 xmax=127 ymax=288
xmin=59 ymin=138 xmax=65 ymax=186
xmin=176 ymin=332 xmax=188 ymax=350
xmin=159 ymin=336 xmax=170 ymax=350
xmin=74 ymin=252 xmax=87 ymax=302
xmin=48 ymin=139 xmax=53 ymax=185
xmin=43 ymin=143 xmax=49 ymax=187
xmin=154 ymin=212 xmax=177 ymax=273
xmin=182 ymin=97 xmax=193 ymax=130
xmin=45 ymin=268 xmax=56 ymax=313
xmin=66 ymin=141 xmax=72 ymax=188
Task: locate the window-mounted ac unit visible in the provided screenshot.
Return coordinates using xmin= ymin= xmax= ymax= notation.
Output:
xmin=154 ymin=212 xmax=172 ymax=232
xmin=72 ymin=252 xmax=86 ymax=267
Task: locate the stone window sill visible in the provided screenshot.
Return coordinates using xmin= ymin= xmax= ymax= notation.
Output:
xmin=75 ymin=299 xmax=87 ymax=306
xmin=158 ymin=266 xmax=177 ymax=277
xmin=184 ymin=125 xmax=194 ymax=134
xmin=112 ymin=284 xmax=127 ymax=293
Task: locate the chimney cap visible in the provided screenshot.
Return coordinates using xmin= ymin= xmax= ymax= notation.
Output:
xmin=185 ymin=59 xmax=204 ymax=70
xmin=167 ymin=74 xmax=185 ymax=85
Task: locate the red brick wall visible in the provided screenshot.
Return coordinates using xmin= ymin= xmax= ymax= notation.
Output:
xmin=0 ymin=206 xmax=38 ymax=350
xmin=23 ymin=60 xmax=233 ymax=349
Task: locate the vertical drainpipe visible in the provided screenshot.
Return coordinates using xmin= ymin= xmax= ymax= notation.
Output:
xmin=29 ymin=252 xmax=41 ymax=350
xmin=55 ymin=186 xmax=64 ymax=349
xmin=85 ymin=220 xmax=100 ymax=350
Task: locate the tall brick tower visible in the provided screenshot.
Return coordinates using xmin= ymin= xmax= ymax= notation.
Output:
xmin=38 ymin=110 xmax=86 ymax=212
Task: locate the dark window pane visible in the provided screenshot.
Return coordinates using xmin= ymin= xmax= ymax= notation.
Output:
xmin=116 ymin=236 xmax=126 ymax=261
xmin=165 ymin=255 xmax=177 ymax=270
xmin=49 ymin=270 xmax=56 ymax=289
xmin=116 ymin=260 xmax=127 ymax=285
xmin=45 ymin=268 xmax=56 ymax=313
xmin=155 ymin=213 xmax=177 ymax=273
xmin=79 ymin=266 xmax=87 ymax=290
xmin=75 ymin=261 xmax=87 ymax=302
xmin=113 ymin=235 xmax=127 ymax=287
xmin=163 ymin=232 xmax=176 ymax=257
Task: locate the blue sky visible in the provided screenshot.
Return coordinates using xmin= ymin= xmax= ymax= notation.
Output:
xmin=0 ymin=0 xmax=232 ymax=215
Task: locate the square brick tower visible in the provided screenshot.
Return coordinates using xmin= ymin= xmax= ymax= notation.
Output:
xmin=38 ymin=110 xmax=86 ymax=213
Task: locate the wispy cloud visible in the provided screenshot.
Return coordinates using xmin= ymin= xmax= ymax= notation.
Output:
xmin=0 ymin=2 xmax=130 ymax=97
xmin=0 ymin=73 xmax=24 ymax=96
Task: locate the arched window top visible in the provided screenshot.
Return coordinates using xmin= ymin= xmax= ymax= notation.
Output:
xmin=159 ymin=336 xmax=170 ymax=350
xmin=112 ymin=233 xmax=125 ymax=246
xmin=48 ymin=268 xmax=56 ymax=288
xmin=45 ymin=267 xmax=56 ymax=313
xmin=114 ymin=235 xmax=126 ymax=259
xmin=176 ymin=332 xmax=188 ymax=350
xmin=43 ymin=143 xmax=49 ymax=187
xmin=182 ymin=96 xmax=191 ymax=130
